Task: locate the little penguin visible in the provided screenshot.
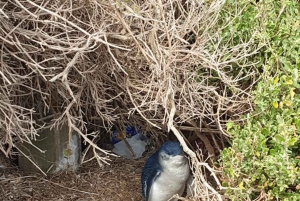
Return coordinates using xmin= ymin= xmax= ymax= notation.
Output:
xmin=141 ymin=141 xmax=190 ymax=201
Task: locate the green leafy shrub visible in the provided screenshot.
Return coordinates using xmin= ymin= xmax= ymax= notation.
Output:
xmin=219 ymin=0 xmax=300 ymax=200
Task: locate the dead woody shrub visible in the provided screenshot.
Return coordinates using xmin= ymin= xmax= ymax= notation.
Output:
xmin=0 ymin=0 xmax=261 ymax=200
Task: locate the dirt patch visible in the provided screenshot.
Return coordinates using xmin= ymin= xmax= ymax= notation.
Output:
xmin=0 ymin=154 xmax=145 ymax=201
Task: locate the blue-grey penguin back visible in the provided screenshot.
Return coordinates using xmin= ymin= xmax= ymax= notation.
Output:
xmin=141 ymin=146 xmax=162 ymax=200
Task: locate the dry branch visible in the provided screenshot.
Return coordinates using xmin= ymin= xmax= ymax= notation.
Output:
xmin=0 ymin=0 xmax=261 ymax=199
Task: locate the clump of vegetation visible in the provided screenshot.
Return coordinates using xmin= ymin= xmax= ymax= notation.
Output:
xmin=1 ymin=0 xmax=263 ymax=199
xmin=220 ymin=0 xmax=300 ymax=200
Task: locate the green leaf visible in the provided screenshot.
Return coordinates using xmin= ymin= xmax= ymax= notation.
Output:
xmin=262 ymin=128 xmax=270 ymax=135
xmin=289 ymin=138 xmax=297 ymax=146
xmin=274 ymin=134 xmax=285 ymax=144
xmin=273 ymin=101 xmax=279 ymax=108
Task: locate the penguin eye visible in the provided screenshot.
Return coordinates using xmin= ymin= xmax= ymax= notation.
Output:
xmin=160 ymin=152 xmax=170 ymax=160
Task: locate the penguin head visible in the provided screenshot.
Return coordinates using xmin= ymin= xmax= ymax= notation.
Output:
xmin=158 ymin=141 xmax=187 ymax=166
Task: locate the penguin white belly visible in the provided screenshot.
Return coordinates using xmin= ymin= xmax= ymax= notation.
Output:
xmin=148 ymin=163 xmax=190 ymax=201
